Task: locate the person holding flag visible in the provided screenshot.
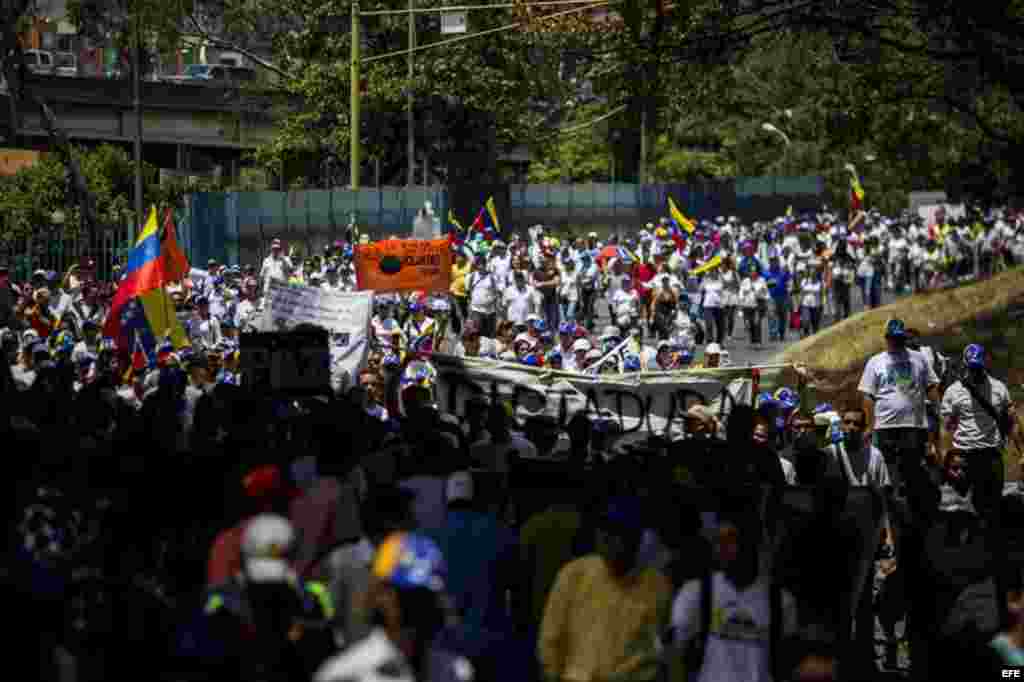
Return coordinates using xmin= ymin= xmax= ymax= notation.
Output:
xmin=103 ymin=206 xmax=191 ymax=358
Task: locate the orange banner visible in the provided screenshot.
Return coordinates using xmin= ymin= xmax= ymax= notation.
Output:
xmin=355 ymin=238 xmax=452 ymax=293
xmin=0 ymin=149 xmax=42 ymax=177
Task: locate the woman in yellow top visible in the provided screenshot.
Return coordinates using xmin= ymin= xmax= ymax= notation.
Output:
xmin=449 ymin=251 xmax=471 ymax=334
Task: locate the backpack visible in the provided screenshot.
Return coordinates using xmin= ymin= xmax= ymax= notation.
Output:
xmin=679 ymin=571 xmax=783 ymax=681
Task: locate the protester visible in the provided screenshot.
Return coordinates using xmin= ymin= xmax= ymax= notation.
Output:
xmin=539 ymin=497 xmax=672 ymax=682
xmin=940 ymin=344 xmax=1015 ymax=522
xmin=4 ymin=205 xmax=1020 ymax=682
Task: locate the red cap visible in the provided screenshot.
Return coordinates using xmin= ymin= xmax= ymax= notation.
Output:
xmin=243 ymin=465 xmax=302 ymax=502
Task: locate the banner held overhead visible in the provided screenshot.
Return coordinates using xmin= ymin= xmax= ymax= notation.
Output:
xmin=355 ymin=238 xmax=452 ymax=292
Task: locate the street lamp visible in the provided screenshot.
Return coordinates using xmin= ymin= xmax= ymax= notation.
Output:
xmin=761 ymin=122 xmax=791 ymax=147
xmin=761 ymin=122 xmax=791 ymax=175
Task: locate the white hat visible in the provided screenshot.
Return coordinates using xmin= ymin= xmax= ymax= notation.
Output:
xmin=446 ymin=471 xmax=474 ymax=503
xmin=600 ymin=325 xmax=620 ymax=340
xmin=514 ymin=332 xmax=537 ymax=348
xmin=572 ymin=339 xmax=592 ymax=352
xmin=588 ymin=231 xmax=598 ymax=238
xmin=585 ymin=348 xmax=603 ymax=360
xmin=241 ymin=514 xmax=295 ymax=583
xmin=705 ymin=343 xmax=722 ymax=355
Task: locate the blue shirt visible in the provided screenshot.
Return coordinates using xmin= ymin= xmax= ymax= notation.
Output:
xmin=425 ymin=510 xmax=519 ymax=631
xmin=738 ymin=256 xmax=764 ymax=277
xmin=764 ymin=267 xmax=791 ymax=301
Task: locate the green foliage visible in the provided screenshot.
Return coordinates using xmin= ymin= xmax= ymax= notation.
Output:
xmin=0 ymin=145 xmax=169 ymax=242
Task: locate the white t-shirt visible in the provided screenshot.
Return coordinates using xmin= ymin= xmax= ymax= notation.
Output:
xmin=260 ymin=255 xmax=292 ymax=287
xmin=466 ymin=272 xmax=498 ymax=314
xmin=799 ymin=280 xmax=822 ymax=309
xmin=559 ymin=270 xmax=580 ymax=302
xmin=612 ymin=289 xmax=639 ymax=318
xmin=826 ymin=443 xmax=891 ymax=488
xmin=719 ymin=271 xmax=740 ymax=307
xmin=858 ymin=349 xmax=939 ymax=430
xmin=504 ymin=285 xmax=538 ymax=324
xmin=780 ymin=457 xmax=797 ymax=485
xmin=671 ymin=573 xmax=798 ymax=682
xmin=700 ymin=279 xmax=724 ymax=308
xmin=941 ymin=375 xmax=1012 ymax=450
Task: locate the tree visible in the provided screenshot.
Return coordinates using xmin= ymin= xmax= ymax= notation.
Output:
xmin=238 ymin=0 xmax=584 ymax=186
xmin=0 ymin=144 xmax=169 ymax=243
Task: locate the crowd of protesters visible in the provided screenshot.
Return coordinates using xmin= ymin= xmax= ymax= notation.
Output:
xmin=2 ymin=206 xmax=1024 ymax=682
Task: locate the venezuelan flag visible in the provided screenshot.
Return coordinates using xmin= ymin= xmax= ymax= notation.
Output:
xmin=447 ymin=209 xmax=466 ymax=250
xmin=103 ymin=206 xmax=191 ymax=349
xmin=845 ymin=163 xmax=865 ymax=212
xmin=469 ymin=197 xmax=501 ymax=241
xmin=668 ymin=196 xmax=695 ymax=234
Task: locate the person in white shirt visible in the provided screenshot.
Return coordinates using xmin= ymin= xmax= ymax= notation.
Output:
xmin=489 ymin=241 xmax=513 ymax=288
xmin=577 ymin=253 xmax=600 ymax=330
xmin=259 ymin=239 xmax=293 ymax=293
xmin=940 ymin=343 xmax=1015 ymax=520
xmin=700 ymin=268 xmax=725 ymax=345
xmin=827 ymin=408 xmax=892 ymax=488
xmin=559 ymin=258 xmax=581 ymax=323
xmin=188 ymin=295 xmax=222 ymax=350
xmin=670 ymin=506 xmax=798 ymax=682
xmin=465 ymin=256 xmax=500 ymax=337
xmin=604 ymin=260 xmax=630 ymax=321
xmin=858 ymin=318 xmax=940 ymax=491
xmin=738 ymin=269 xmax=768 ymax=347
xmin=611 ymin=276 xmax=639 ymax=330
xmin=719 ymin=257 xmax=740 ymax=341
xmin=503 ymin=270 xmax=539 ymax=325
xmin=797 ymin=269 xmax=823 ymax=337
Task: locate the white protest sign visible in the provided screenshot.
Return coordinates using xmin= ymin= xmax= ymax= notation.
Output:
xmin=260 ymin=281 xmax=374 ymax=392
xmin=426 ymin=354 xmax=797 ymax=437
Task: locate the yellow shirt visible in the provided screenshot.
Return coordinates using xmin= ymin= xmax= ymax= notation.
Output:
xmin=521 ymin=506 xmax=583 ymax=625
xmin=450 ymin=262 xmax=471 ymax=297
xmin=539 ymin=555 xmax=671 ymax=682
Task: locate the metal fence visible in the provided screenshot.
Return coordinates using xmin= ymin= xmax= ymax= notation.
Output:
xmin=0 ymin=215 xmax=135 ymax=283
xmin=180 ymin=177 xmax=823 ymax=266
xmin=1 ymin=176 xmax=823 ymax=277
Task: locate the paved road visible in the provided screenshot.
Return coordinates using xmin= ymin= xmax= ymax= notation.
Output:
xmin=597 ymin=289 xmax=903 ymax=368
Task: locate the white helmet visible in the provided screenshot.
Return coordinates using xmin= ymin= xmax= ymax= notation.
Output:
xmin=242 ymin=513 xmax=296 ymax=583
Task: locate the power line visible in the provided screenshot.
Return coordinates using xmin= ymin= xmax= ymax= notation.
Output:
xmin=362 ymin=0 xmax=614 ymax=64
xmin=539 ymin=103 xmax=628 ymax=140
xmin=361 ymin=0 xmax=611 ymax=16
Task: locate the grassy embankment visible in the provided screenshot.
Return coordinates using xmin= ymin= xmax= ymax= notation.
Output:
xmin=782 ymin=268 xmax=1024 ymax=478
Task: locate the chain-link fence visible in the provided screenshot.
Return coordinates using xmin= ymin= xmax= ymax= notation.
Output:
xmin=0 ymin=214 xmax=136 ymax=283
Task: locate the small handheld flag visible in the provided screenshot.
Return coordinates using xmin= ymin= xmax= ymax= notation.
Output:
xmin=668 ymin=196 xmax=695 ymax=234
xmin=469 ymin=197 xmax=501 ymax=241
xmin=845 ymin=164 xmax=865 ymax=212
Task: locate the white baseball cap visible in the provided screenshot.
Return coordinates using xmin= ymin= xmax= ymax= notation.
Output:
xmin=241 ymin=514 xmax=295 ymax=583
xmin=705 ymin=343 xmax=722 ymax=355
xmin=572 ymin=339 xmax=592 ymax=352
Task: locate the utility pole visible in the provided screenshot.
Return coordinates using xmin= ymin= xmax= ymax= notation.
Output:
xmin=407 ymin=0 xmax=415 ymax=186
xmin=350 ymin=0 xmax=361 ymax=190
xmin=639 ymin=107 xmax=647 ymax=184
xmin=132 ymin=2 xmax=144 ymax=238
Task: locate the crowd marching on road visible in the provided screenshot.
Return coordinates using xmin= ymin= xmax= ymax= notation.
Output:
xmin=3 ymin=205 xmax=1024 ymax=682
